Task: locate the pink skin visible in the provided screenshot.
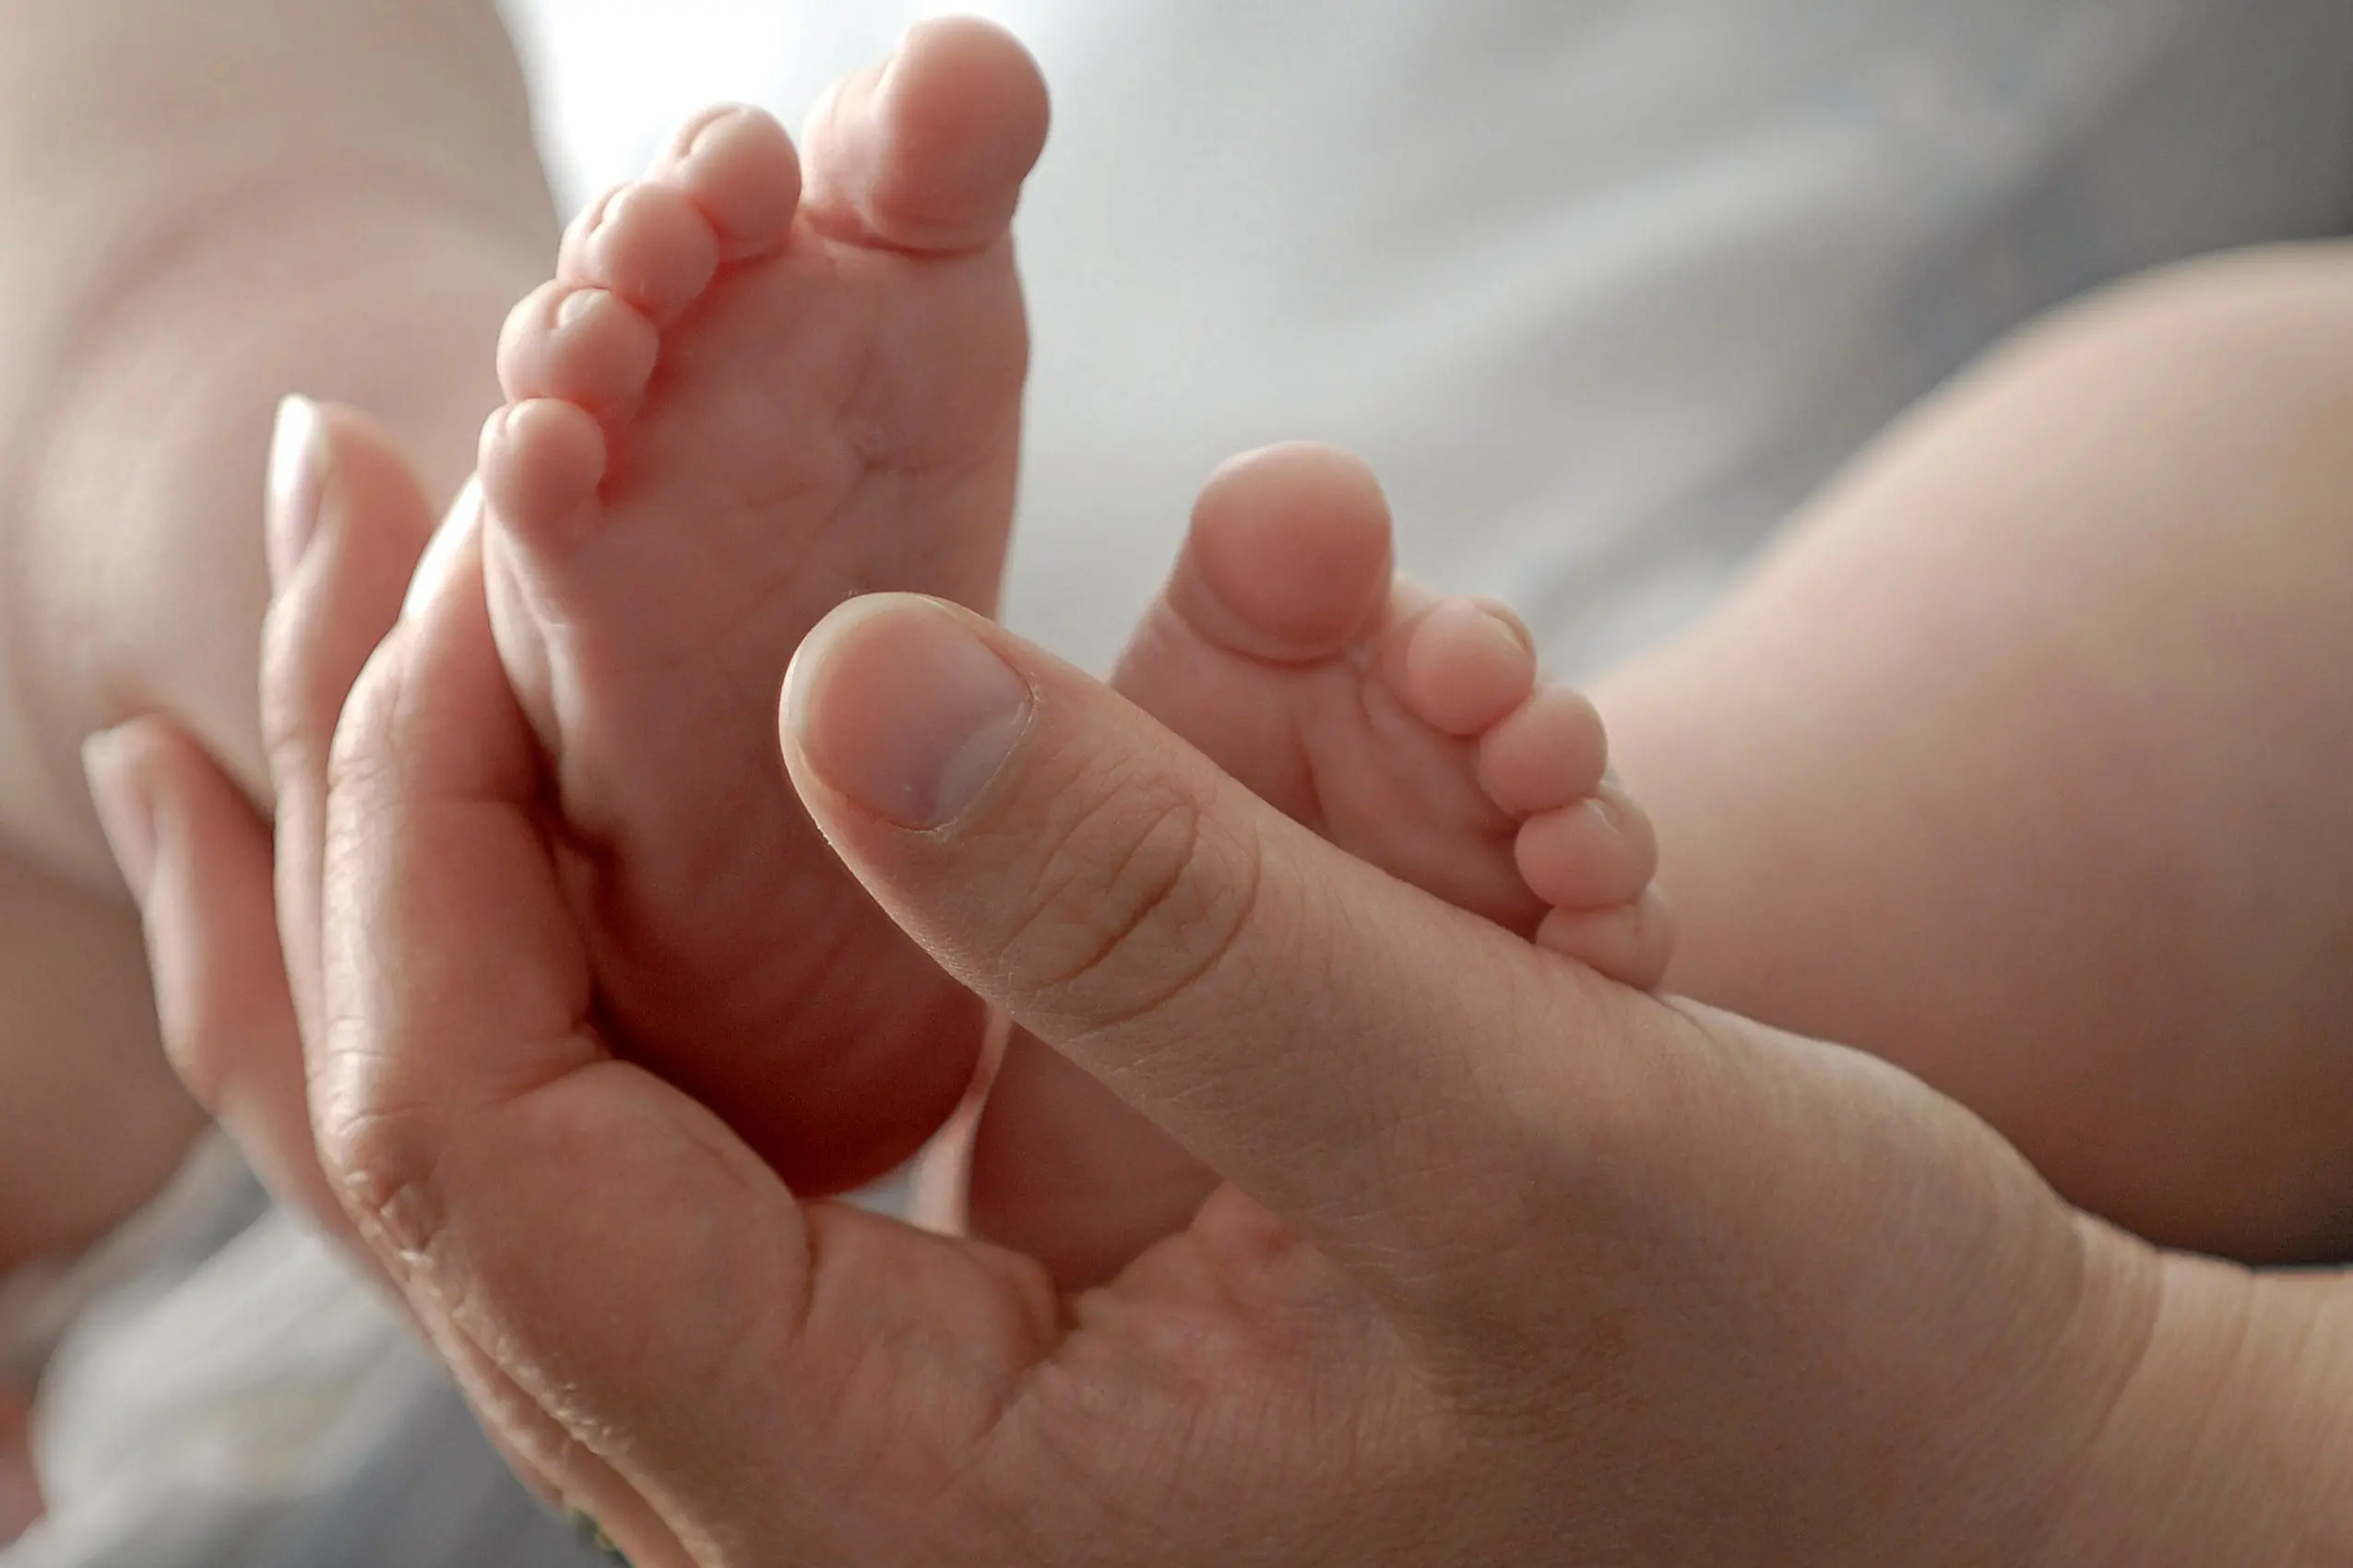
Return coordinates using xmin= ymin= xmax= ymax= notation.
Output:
xmin=970 ymin=444 xmax=1672 ymax=1289
xmin=470 ymin=22 xmax=1048 ymax=1194
xmin=89 ymin=399 xmax=1672 ymax=1525
xmin=473 ymin=21 xmax=1657 ymax=1206
xmin=81 ymin=406 xmax=2347 ymax=1561
xmin=1134 ymin=444 xmax=1670 ymax=981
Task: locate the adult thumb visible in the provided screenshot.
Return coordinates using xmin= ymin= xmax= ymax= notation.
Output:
xmin=780 ymin=594 xmax=1585 ymax=1277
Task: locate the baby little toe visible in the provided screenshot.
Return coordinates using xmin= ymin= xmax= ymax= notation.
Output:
xmin=480 ymin=399 xmax=607 ymax=548
xmin=1537 ymin=891 xmax=1676 ymax=991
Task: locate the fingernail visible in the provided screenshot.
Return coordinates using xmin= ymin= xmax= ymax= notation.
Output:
xmin=680 ymin=103 xmax=750 ymax=162
xmin=81 ymin=727 xmax=157 ymax=906
xmin=1470 ymin=598 xmax=1536 ymax=657
xmin=588 ymin=186 xmax=641 ymax=255
xmin=787 ymin=596 xmax=1033 ymax=829
xmin=267 ymin=395 xmax=327 ymax=589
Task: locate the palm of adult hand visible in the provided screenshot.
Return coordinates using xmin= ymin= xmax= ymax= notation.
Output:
xmin=125 ymin=409 xmax=2153 ymax=1566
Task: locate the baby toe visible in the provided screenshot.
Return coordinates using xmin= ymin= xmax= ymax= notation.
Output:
xmin=1537 ymin=890 xmax=1676 ymax=992
xmin=480 ymin=399 xmax=607 ymax=548
xmin=558 ymin=182 xmax=719 ymax=325
xmin=1165 ymin=443 xmax=1395 ymax=663
xmin=1478 ymin=685 xmax=1610 ymax=814
xmin=1397 ymin=598 xmax=1539 ymax=738
xmin=497 ymin=283 xmax=660 ymax=411
xmin=652 ymin=104 xmax=803 ymax=260
xmin=1515 ymin=783 xmax=1658 ymax=910
xmin=800 ymin=17 xmax=1050 ymax=254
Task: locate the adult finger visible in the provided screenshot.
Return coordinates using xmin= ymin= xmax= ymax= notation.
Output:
xmin=259 ymin=401 xmax=1061 ymax=1561
xmin=780 ymin=594 xmax=1593 ymax=1282
xmin=108 ymin=409 xmax=592 ymax=1515
xmin=81 ymin=719 xmax=353 ymax=1247
xmin=257 ymin=397 xmax=449 ymax=1048
xmin=316 ymin=533 xmax=1065 ymax=1568
xmin=249 ymin=406 xmax=712 ymax=1555
xmin=82 ymin=399 xmax=445 ymax=1246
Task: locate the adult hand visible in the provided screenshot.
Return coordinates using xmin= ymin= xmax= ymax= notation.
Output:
xmin=106 ymin=411 xmax=2320 ymax=1565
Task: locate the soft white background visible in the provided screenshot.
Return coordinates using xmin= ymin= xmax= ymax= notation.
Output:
xmin=494 ymin=0 xmax=2353 ymax=677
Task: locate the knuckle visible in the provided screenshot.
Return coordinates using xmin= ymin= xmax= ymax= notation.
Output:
xmin=1004 ymin=769 xmax=1265 ymax=1035
xmin=314 ymin=1058 xmax=452 ymax=1269
xmin=315 ymin=636 xmax=412 ymax=816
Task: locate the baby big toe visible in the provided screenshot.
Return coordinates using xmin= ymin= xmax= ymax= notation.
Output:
xmin=800 ymin=17 xmax=1050 ymax=254
xmin=1165 ymin=443 xmax=1396 ymax=663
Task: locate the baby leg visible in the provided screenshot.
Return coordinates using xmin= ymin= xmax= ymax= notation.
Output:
xmin=1598 ymin=251 xmax=2353 ymax=1261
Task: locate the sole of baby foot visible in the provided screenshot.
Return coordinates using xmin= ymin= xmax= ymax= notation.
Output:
xmin=470 ymin=21 xmax=1050 ymax=1193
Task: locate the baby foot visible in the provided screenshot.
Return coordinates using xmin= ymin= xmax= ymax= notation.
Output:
xmin=475 ymin=21 xmax=1048 ymax=1193
xmin=969 ymin=443 xmax=1672 ymax=1285
xmin=1115 ymin=443 xmax=1674 ymax=987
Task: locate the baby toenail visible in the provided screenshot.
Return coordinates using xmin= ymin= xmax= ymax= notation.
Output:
xmin=266 ymin=395 xmax=328 ymax=588
xmin=1472 ymin=600 xmax=1535 ymax=655
xmin=684 ymin=106 xmax=750 ymax=161
xmin=556 ymin=289 xmax=602 ymax=328
xmin=789 ymin=597 xmax=1034 ymax=829
xmin=588 ymin=187 xmax=655 ymax=251
xmin=1417 ymin=599 xmax=1518 ymax=665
